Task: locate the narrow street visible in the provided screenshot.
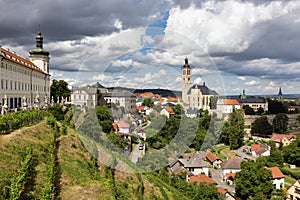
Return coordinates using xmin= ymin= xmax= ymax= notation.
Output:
xmin=210 ymin=169 xmax=235 ymax=193
xmin=130 ymin=143 xmax=143 ymax=163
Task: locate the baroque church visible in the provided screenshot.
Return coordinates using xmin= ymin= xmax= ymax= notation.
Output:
xmin=181 ymin=58 xmax=218 ymax=110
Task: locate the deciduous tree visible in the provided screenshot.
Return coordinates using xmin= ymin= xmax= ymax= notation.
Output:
xmin=272 ymin=113 xmax=289 ymax=134
xmin=251 ymin=116 xmax=273 ymax=136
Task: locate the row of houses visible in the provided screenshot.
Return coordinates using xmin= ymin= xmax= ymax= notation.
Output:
xmin=169 ymin=150 xmax=287 ymax=199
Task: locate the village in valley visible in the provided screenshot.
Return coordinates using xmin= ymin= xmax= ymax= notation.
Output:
xmin=66 ymin=58 xmax=300 ymax=200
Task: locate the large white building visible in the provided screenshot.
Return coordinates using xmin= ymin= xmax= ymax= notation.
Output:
xmin=182 ymin=58 xmax=218 ymax=110
xmin=103 ymin=91 xmax=136 ymax=113
xmin=0 ymin=29 xmax=50 ymax=112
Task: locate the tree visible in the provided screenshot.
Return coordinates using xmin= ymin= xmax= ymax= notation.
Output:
xmin=142 ymin=98 xmax=154 ymax=107
xmin=209 ymin=96 xmax=218 ymax=110
xmin=272 ymin=113 xmax=289 ymax=134
xmin=172 ymin=104 xmax=183 ymax=115
xmin=243 ymin=105 xmax=255 ymax=115
xmin=95 ymin=105 xmax=112 ymax=121
xmin=296 ymin=114 xmax=300 ymax=125
xmin=251 ymin=116 xmax=273 ymax=137
xmin=50 ymin=79 xmax=71 ymax=103
xmin=193 ymin=183 xmax=222 ymax=200
xmin=235 ymin=160 xmax=273 ymax=200
xmin=221 ymin=109 xmax=245 ymax=150
xmin=256 ymin=106 xmax=265 ymax=115
xmin=282 ymin=133 xmax=300 ymax=166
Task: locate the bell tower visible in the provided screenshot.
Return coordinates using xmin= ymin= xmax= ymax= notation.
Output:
xmin=29 ymin=26 xmax=50 ymax=74
xmin=182 ymin=57 xmax=192 ymax=107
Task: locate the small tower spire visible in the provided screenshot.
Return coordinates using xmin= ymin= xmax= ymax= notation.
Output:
xmin=278 ymin=87 xmax=283 ymax=102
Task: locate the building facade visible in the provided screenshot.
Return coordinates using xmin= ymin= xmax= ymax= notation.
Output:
xmin=103 ymin=91 xmax=136 ymax=113
xmin=71 ymin=87 xmax=99 ymax=109
xmin=0 ymin=30 xmax=50 ymax=112
xmin=182 ymin=58 xmax=218 ymax=110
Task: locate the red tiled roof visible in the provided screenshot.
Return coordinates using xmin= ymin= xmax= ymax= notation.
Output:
xmin=0 ymin=47 xmax=46 ymax=74
xmin=116 ymin=119 xmax=130 ymax=128
xmin=205 ymin=151 xmax=221 ymax=163
xmin=136 ymin=106 xmax=145 ymax=111
xmin=217 ymin=187 xmax=228 ymax=195
xmin=165 ymin=107 xmax=175 ymax=114
xmin=251 ymin=144 xmax=261 ymax=151
xmin=267 ymin=167 xmax=285 ymax=179
xmin=225 ymin=173 xmax=236 ymax=180
xmin=189 ymin=174 xmax=217 ymax=185
xmin=224 ymin=99 xmax=240 ymax=105
xmin=270 ymin=134 xmax=296 ymax=143
xmin=112 ymin=123 xmax=118 ymax=131
xmin=140 ymin=92 xmax=154 ymax=97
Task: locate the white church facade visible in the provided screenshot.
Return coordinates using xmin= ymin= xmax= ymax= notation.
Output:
xmin=0 ymin=29 xmax=50 ymax=112
xmin=182 ymin=58 xmax=218 ymax=110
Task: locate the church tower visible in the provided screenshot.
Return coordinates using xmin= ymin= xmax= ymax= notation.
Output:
xmin=29 ymin=27 xmax=50 ymax=74
xmin=278 ymin=87 xmax=283 ymax=102
xmin=182 ymin=57 xmax=192 ymax=108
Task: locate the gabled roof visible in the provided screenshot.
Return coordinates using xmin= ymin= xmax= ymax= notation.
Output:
xmin=251 ymin=143 xmax=269 ymax=152
xmin=179 ymin=157 xmax=208 ymax=168
xmin=189 ymin=174 xmax=217 ymax=185
xmin=217 ymin=187 xmax=228 ymax=195
xmin=165 ymin=107 xmax=175 ymax=115
xmin=116 ymin=119 xmax=130 ymax=128
xmin=103 ymin=91 xmax=135 ymax=98
xmin=270 ymin=134 xmax=296 ymax=143
xmin=0 ymin=47 xmax=47 ymax=74
xmin=188 ymin=84 xmax=218 ymax=95
xmin=267 ymin=167 xmax=285 ymax=179
xmin=224 ymin=99 xmax=240 ymax=105
xmin=72 ymin=87 xmax=98 ymax=94
xmin=136 ymin=106 xmax=145 ymax=111
xmin=221 ymin=158 xmax=243 ymax=169
xmin=205 ymin=151 xmax=221 ymax=163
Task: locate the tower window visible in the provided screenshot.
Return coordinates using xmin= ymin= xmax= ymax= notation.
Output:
xmin=187 ymin=70 xmax=190 ymax=75
xmin=188 ymin=78 xmax=190 ymax=81
xmin=183 ymin=70 xmax=186 ymax=75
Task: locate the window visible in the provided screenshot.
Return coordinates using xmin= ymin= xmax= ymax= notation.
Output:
xmin=187 ymin=70 xmax=190 ymax=75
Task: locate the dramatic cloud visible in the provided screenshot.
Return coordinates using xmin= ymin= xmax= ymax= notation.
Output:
xmin=1 ymin=0 xmax=300 ymax=94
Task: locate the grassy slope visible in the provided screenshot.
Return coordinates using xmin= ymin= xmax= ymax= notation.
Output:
xmin=0 ymin=120 xmax=190 ymax=200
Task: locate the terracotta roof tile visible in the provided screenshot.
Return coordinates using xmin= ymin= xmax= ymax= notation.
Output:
xmin=0 ymin=47 xmax=46 ymax=74
xmin=116 ymin=119 xmax=130 ymax=128
xmin=189 ymin=174 xmax=217 ymax=185
xmin=224 ymin=99 xmax=240 ymax=105
xmin=165 ymin=107 xmax=175 ymax=114
xmin=270 ymin=134 xmax=296 ymax=143
xmin=205 ymin=151 xmax=221 ymax=163
xmin=267 ymin=167 xmax=285 ymax=179
xmin=217 ymin=187 xmax=228 ymax=195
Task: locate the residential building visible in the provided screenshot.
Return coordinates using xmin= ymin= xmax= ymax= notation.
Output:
xmin=178 ymin=155 xmax=209 ymax=176
xmin=220 ymin=158 xmax=243 ymax=184
xmin=189 ymin=174 xmax=217 ymax=185
xmin=182 ymin=58 xmax=218 ymax=111
xmin=217 ymin=187 xmax=236 ymax=200
xmin=205 ymin=151 xmax=222 ymax=168
xmin=103 ymin=91 xmax=136 ymax=113
xmin=160 ymin=107 xmax=175 ymax=118
xmin=286 ymin=180 xmax=300 ymax=200
xmin=113 ymin=119 xmax=131 ymax=139
xmin=270 ymin=134 xmax=297 ymax=148
xmin=250 ymin=144 xmax=270 ymax=157
xmin=71 ymin=87 xmax=99 ymax=109
xmin=216 ymin=99 xmax=241 ymax=114
xmin=0 ymin=29 xmax=50 ymax=112
xmin=267 ymin=167 xmax=285 ymax=190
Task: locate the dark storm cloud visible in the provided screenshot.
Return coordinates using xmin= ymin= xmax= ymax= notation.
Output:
xmin=0 ymin=0 xmax=161 ymax=46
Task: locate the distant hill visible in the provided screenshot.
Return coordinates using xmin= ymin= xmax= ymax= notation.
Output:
xmin=107 ymin=87 xmax=182 ymax=97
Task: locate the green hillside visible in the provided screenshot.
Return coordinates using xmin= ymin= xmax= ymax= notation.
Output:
xmin=0 ymin=119 xmax=194 ymax=200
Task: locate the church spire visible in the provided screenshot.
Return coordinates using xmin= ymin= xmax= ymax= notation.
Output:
xmin=278 ymin=87 xmax=282 ymax=96
xmin=29 ymin=26 xmax=49 ymax=56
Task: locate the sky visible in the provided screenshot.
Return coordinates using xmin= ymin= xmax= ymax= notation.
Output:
xmin=1 ymin=0 xmax=300 ymax=95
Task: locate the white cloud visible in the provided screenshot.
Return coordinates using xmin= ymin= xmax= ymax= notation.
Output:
xmin=238 ymin=76 xmax=246 ymax=81
xmin=245 ymin=80 xmax=260 ymax=86
xmin=114 ymin=19 xmax=123 ymax=30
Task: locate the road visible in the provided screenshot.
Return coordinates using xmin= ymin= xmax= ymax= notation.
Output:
xmin=131 ymin=143 xmax=143 ymax=163
xmin=210 ymin=169 xmax=235 ymax=193
xmin=235 ymin=146 xmax=254 ymax=160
